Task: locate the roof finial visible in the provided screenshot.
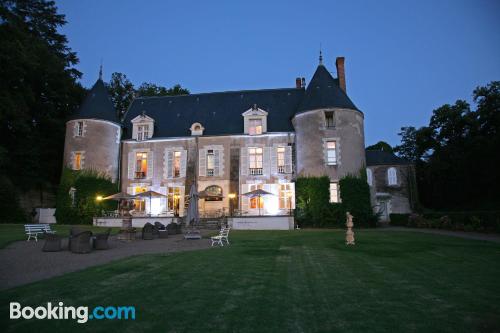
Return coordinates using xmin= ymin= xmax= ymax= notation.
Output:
xmin=99 ymin=59 xmax=103 ymax=80
xmin=319 ymin=43 xmax=323 ymax=65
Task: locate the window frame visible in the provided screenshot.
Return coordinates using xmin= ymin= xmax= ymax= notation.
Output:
xmin=279 ymin=183 xmax=293 ymax=209
xmin=248 ymin=118 xmax=263 ymax=135
xmin=74 ymin=152 xmax=82 ymax=170
xmin=326 ymin=141 xmax=337 ymax=165
xmin=173 ymin=151 xmax=181 ymax=178
xmin=248 ymin=147 xmax=263 ymax=175
xmin=135 ymin=152 xmax=148 ymax=179
xmin=277 ymin=147 xmax=285 ymax=174
xmin=325 ymin=111 xmax=335 ymax=128
xmin=329 ymin=182 xmax=340 ymax=203
xmin=206 ymin=149 xmax=215 ymax=176
xmin=387 ymin=167 xmax=398 ymax=186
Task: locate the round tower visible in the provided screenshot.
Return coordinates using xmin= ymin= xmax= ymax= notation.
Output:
xmin=292 ymin=57 xmax=365 ymax=183
xmin=63 ymin=70 xmax=121 ymax=182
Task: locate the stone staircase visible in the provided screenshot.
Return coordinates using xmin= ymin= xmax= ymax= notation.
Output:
xmin=179 ymin=217 xmax=225 ymax=230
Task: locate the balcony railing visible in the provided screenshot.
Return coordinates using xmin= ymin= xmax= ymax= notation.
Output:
xmin=249 ymin=168 xmax=263 ymax=175
xmin=135 ymin=171 xmax=146 ymax=179
xmin=277 ymin=165 xmax=285 ymax=174
xmin=207 ymin=169 xmax=214 ymax=176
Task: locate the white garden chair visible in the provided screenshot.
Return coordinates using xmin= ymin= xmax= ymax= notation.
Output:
xmin=211 ymin=227 xmax=230 ymax=247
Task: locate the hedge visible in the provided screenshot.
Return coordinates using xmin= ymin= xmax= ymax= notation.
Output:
xmin=55 ymin=168 xmax=118 ymax=225
xmin=389 ymin=213 xmax=410 ymax=226
xmin=391 ymin=211 xmax=500 ymax=232
xmin=0 ymin=176 xmax=27 ymax=223
xmin=295 ymin=173 xmax=376 ymax=228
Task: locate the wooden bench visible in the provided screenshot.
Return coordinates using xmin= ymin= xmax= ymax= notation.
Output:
xmin=24 ymin=224 xmax=56 ymax=242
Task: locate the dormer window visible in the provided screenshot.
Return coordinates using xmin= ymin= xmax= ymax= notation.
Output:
xmin=190 ymin=122 xmax=205 ymax=136
xmin=73 ymin=121 xmax=86 ymax=137
xmin=131 ymin=113 xmax=155 ymax=141
xmin=137 ymin=125 xmax=149 ymax=141
xmin=249 ymin=119 xmax=263 ymax=135
xmin=242 ymin=104 xmax=268 ymax=135
xmin=325 ymin=111 xmax=335 ymax=128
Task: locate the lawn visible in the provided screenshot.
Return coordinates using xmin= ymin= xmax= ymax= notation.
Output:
xmin=1 ymin=230 xmax=500 ymax=332
xmin=0 ymin=224 xmax=120 ymax=249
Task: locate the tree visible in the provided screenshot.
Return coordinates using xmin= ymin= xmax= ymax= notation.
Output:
xmin=0 ymin=0 xmax=84 ymax=198
xmin=366 ymin=141 xmax=393 ymax=153
xmin=108 ymin=72 xmax=135 ymax=119
xmin=136 ymin=82 xmax=190 ymax=97
xmin=396 ymin=81 xmax=500 ymax=210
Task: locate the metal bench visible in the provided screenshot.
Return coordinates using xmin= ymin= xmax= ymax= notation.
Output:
xmin=24 ymin=224 xmax=56 ymax=242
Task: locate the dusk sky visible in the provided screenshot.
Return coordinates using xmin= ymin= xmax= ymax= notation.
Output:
xmin=56 ymin=0 xmax=500 ymax=146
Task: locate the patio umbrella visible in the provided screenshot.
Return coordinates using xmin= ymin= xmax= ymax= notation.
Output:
xmin=242 ymin=188 xmax=275 ymax=216
xmin=185 ymin=184 xmax=199 ymax=228
xmin=133 ymin=190 xmax=166 ymax=215
xmin=102 ymin=192 xmax=136 ymax=201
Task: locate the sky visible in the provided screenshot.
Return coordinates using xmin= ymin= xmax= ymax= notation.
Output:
xmin=55 ymin=0 xmax=500 ymax=146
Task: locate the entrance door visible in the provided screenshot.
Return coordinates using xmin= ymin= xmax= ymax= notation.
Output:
xmin=377 ymin=200 xmax=389 ymax=221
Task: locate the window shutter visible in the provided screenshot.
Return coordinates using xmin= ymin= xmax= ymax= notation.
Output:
xmin=214 ymin=149 xmax=220 ymax=176
xmin=180 ymin=149 xmax=187 ymax=178
xmin=165 ymin=150 xmax=173 ymax=179
xmin=147 ymin=151 xmax=154 ymax=179
xmin=70 ymin=151 xmax=75 ymax=169
xmin=263 ymin=147 xmax=271 ymax=176
xmin=73 ymin=123 xmax=78 ymax=137
xmin=271 ymin=147 xmax=277 ymax=175
xmin=127 ymin=186 xmax=134 ymax=195
xmin=128 ymin=152 xmax=135 ymax=179
xmin=241 ymin=184 xmax=249 ymax=213
xmin=80 ymin=151 xmax=85 ymax=169
xmin=82 ymin=122 xmax=87 ymax=137
xmin=285 ymin=146 xmax=292 ymax=174
xmin=179 ymin=187 xmax=185 ymax=216
xmin=323 ymin=141 xmax=328 ymax=165
xmin=199 ymin=149 xmax=206 ymax=177
xmin=289 ymin=182 xmax=296 ymax=209
xmin=240 ymin=147 xmax=248 ymax=176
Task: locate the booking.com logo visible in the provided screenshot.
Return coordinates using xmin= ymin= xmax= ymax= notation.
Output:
xmin=10 ymin=302 xmax=135 ymax=324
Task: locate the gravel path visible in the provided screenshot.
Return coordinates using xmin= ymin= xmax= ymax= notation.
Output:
xmin=384 ymin=226 xmax=500 ymax=243
xmin=0 ymin=232 xmax=213 ymax=290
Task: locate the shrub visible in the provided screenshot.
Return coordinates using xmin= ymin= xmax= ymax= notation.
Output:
xmin=0 ymin=176 xmax=27 ymax=223
xmin=389 ymin=214 xmax=409 ymax=226
xmin=339 ymin=173 xmax=377 ymax=227
xmin=55 ymin=168 xmax=117 ymax=225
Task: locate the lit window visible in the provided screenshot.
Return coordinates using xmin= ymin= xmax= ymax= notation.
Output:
xmin=206 ymin=150 xmax=215 ymax=176
xmin=135 ymin=152 xmax=148 ymax=178
xmin=326 ymin=141 xmax=337 ymax=165
xmin=329 ymin=183 xmax=339 ymax=203
xmin=325 ymin=112 xmax=335 ymax=128
xmin=134 ymin=186 xmax=147 ymax=212
xmin=367 ymin=168 xmax=373 ymax=186
xmin=388 ymin=167 xmax=397 ymax=185
xmin=137 ymin=125 xmax=149 ymax=141
xmin=76 ymin=121 xmax=84 ymax=137
xmin=74 ymin=152 xmax=82 ymax=170
xmin=249 ymin=147 xmax=263 ymax=175
xmin=277 ymin=147 xmax=285 ymax=173
xmin=249 ymin=184 xmax=264 ymax=209
xmin=279 ymin=183 xmax=293 ymax=209
xmin=173 ymin=151 xmax=181 ymax=178
xmin=168 ymin=187 xmax=181 ymax=212
xmin=249 ymin=119 xmax=263 ymax=135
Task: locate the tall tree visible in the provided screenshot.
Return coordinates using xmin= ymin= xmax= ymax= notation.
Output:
xmin=0 ymin=0 xmax=84 ymax=195
xmin=107 ymin=72 xmax=135 ymax=119
xmin=136 ymin=82 xmax=190 ymax=97
xmin=366 ymin=141 xmax=393 ymax=153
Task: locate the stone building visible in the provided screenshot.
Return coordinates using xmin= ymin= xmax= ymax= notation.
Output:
xmin=63 ymin=56 xmax=414 ymax=224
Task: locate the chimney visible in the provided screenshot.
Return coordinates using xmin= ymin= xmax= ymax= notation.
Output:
xmin=336 ymin=57 xmax=346 ymax=93
xmin=301 ymin=77 xmax=306 ymax=88
xmin=295 ymin=77 xmax=302 ymax=88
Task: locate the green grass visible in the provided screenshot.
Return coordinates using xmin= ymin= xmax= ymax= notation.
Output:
xmin=1 ymin=230 xmax=500 ymax=332
xmin=0 ymin=224 xmax=120 ymax=249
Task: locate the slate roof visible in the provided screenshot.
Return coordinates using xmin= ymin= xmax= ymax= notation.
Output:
xmin=120 ymin=63 xmax=359 ymax=139
xmin=70 ymin=79 xmax=119 ymax=124
xmin=297 ymin=64 xmax=358 ymax=113
xmin=123 ymin=88 xmax=305 ymax=138
xmin=366 ymin=150 xmax=410 ymax=166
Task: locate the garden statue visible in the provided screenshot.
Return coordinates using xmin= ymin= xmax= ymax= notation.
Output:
xmin=117 ymin=199 xmax=136 ymax=241
xmin=345 ymin=211 xmax=355 ymax=245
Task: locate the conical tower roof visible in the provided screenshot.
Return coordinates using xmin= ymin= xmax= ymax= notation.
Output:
xmin=297 ymin=64 xmax=358 ymax=113
xmin=70 ymin=78 xmax=119 ymax=123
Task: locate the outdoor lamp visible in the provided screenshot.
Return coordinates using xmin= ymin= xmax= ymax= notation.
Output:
xmin=228 ymin=193 xmax=236 ymax=199
xmin=96 ymin=195 xmax=103 ymax=201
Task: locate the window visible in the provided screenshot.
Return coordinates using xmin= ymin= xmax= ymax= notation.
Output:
xmin=277 ymin=147 xmax=285 ymax=173
xmin=248 ymin=147 xmax=263 ymax=175
xmin=134 ymin=186 xmax=147 ymax=212
xmin=76 ymin=121 xmax=84 ymax=137
xmin=387 ymin=167 xmax=397 ymax=185
xmin=249 ymin=119 xmax=263 ymax=135
xmin=168 ymin=187 xmax=181 ymax=214
xmin=135 ymin=152 xmax=148 ymax=178
xmin=74 ymin=152 xmax=82 ymax=170
xmin=279 ymin=184 xmax=293 ymax=209
xmin=326 ymin=141 xmax=337 ymax=165
xmin=325 ymin=111 xmax=335 ymax=128
xmin=367 ymin=168 xmax=373 ymax=186
xmin=206 ymin=149 xmax=215 ymax=176
xmin=172 ymin=151 xmax=181 ymax=177
xmin=204 ymin=185 xmax=223 ymax=201
xmin=329 ymin=182 xmax=339 ymax=203
xmin=137 ymin=125 xmax=149 ymax=141
xmin=249 ymin=184 xmax=264 ymax=209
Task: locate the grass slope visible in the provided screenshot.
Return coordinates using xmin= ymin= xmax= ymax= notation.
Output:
xmin=1 ymin=230 xmax=500 ymax=332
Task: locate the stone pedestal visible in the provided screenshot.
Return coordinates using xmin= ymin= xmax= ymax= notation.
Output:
xmin=117 ymin=199 xmax=136 ymax=241
xmin=345 ymin=211 xmax=355 ymax=245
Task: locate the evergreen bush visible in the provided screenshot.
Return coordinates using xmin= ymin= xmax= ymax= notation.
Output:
xmin=55 ymin=168 xmax=117 ymax=224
